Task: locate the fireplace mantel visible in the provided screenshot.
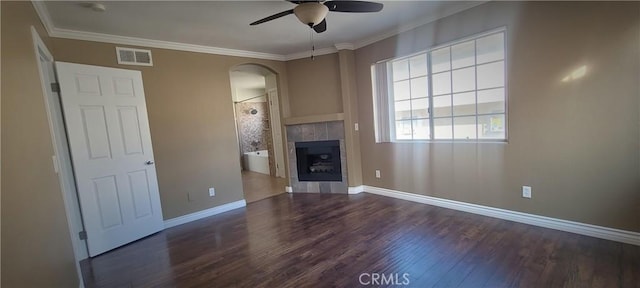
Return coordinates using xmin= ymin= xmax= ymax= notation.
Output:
xmin=283 ymin=113 xmax=344 ymax=126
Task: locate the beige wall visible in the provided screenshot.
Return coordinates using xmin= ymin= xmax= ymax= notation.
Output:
xmin=1 ymin=2 xmax=79 ymax=287
xmin=337 ymin=50 xmax=363 ymax=186
xmin=52 ymin=38 xmax=290 ymax=219
xmin=355 ymin=1 xmax=640 ymax=232
xmin=286 ymin=53 xmax=342 ymax=117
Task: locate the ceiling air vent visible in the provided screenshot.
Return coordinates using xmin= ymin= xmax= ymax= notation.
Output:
xmin=116 ymin=47 xmax=153 ymax=66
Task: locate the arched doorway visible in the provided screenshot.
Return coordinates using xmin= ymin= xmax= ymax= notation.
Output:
xmin=229 ymin=64 xmax=287 ymax=202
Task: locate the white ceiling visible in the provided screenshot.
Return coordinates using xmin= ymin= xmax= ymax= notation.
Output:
xmin=40 ymin=1 xmax=483 ymax=58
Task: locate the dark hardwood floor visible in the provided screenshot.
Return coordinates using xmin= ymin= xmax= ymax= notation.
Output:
xmin=80 ymin=193 xmax=640 ymax=288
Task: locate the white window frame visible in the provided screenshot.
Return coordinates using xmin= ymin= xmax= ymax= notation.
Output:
xmin=374 ymin=27 xmax=508 ymax=143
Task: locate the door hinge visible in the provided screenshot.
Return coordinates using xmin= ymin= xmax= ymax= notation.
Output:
xmin=50 ymin=82 xmax=60 ymax=93
xmin=79 ymin=231 xmax=87 ymax=240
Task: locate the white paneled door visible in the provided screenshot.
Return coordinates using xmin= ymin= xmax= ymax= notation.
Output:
xmin=56 ymin=62 xmax=164 ymax=257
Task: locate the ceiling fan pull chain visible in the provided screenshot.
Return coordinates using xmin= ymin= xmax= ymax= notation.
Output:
xmin=310 ymin=27 xmax=315 ymax=60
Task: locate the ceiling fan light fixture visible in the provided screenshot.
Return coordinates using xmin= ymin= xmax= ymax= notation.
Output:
xmin=293 ymin=2 xmax=329 ymax=27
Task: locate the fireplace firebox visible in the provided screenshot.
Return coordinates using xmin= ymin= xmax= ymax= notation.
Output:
xmin=295 ymin=140 xmax=342 ymax=182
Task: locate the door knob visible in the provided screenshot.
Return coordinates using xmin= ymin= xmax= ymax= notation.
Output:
xmin=145 ymin=160 xmax=155 ymax=165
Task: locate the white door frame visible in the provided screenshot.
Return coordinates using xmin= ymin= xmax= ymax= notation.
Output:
xmin=31 ymin=26 xmax=86 ymax=287
xmin=267 ymin=88 xmax=285 ymax=178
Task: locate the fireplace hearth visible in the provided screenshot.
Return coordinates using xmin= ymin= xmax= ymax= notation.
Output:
xmin=295 ymin=140 xmax=342 ymax=182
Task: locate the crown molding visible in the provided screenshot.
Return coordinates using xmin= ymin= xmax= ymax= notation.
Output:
xmin=31 ymin=0 xmax=486 ymax=62
xmin=334 ymin=43 xmax=355 ymax=51
xmin=31 ymin=1 xmax=54 ymax=35
xmin=353 ymin=1 xmax=488 ymax=49
xmin=50 ymin=28 xmax=287 ymax=61
xmin=31 ymin=1 xmax=287 ymax=61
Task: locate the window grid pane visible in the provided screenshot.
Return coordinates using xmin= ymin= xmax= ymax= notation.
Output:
xmin=433 ymin=118 xmax=453 ymax=140
xmin=453 ymin=92 xmax=476 ymax=116
xmin=391 ymin=52 xmax=431 ymax=140
xmin=393 ymin=80 xmax=411 ymax=101
xmin=395 ymin=120 xmax=413 ymax=140
xmin=394 ymin=100 xmax=411 ymax=120
xmin=451 ymin=40 xmax=475 ymax=69
xmin=432 ymin=72 xmax=451 ymax=96
xmin=452 ymin=67 xmax=476 ymax=93
xmin=478 ymin=114 xmax=506 ymax=139
xmin=409 ymin=55 xmax=428 ymax=78
xmin=413 ymin=119 xmax=431 ymax=140
xmin=454 ymin=116 xmax=477 ymax=139
xmin=389 ymin=30 xmax=506 ymax=141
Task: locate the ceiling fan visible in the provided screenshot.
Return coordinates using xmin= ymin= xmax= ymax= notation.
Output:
xmin=250 ymin=0 xmax=384 ymax=33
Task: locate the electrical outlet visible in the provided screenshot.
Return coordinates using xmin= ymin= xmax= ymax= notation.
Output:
xmin=522 ymin=186 xmax=532 ymax=199
xmin=375 ymin=170 xmax=381 ymax=178
xmin=354 ymin=123 xmax=359 ymax=131
xmin=209 ymin=187 xmax=215 ymax=197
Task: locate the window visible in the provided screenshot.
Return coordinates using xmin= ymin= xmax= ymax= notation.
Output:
xmin=372 ymin=29 xmax=507 ymax=142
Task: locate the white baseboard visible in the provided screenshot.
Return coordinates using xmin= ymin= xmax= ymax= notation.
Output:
xmin=164 ymin=199 xmax=247 ymax=229
xmin=363 ymin=185 xmax=640 ymax=246
xmin=348 ymin=185 xmax=364 ymax=194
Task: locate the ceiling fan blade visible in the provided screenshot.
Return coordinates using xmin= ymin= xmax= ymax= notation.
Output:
xmin=324 ymin=1 xmax=383 ymax=13
xmin=313 ymin=19 xmax=327 ymax=33
xmin=250 ymin=9 xmax=294 ymax=26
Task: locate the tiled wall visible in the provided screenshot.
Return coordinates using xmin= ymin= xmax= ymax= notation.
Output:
xmin=235 ymin=102 xmax=275 ymax=174
xmin=286 ymin=121 xmax=348 ymax=193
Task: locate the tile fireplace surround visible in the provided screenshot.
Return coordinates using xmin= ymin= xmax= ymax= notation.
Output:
xmin=285 ymin=121 xmax=348 ymax=193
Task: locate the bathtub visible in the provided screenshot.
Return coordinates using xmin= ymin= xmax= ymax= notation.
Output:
xmin=243 ymin=150 xmax=269 ymax=175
